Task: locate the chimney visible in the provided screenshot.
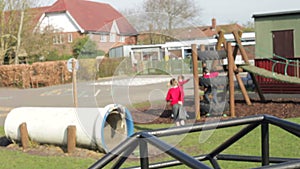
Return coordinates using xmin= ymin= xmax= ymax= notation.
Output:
xmin=212 ymin=18 xmax=216 ymax=30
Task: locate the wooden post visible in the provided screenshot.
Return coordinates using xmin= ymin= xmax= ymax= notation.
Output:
xmin=232 ymin=30 xmax=250 ymax=64
xmin=232 ymin=30 xmax=265 ymax=102
xmin=233 ymin=31 xmax=243 ymax=59
xmin=67 ymin=125 xmax=76 ymax=153
xmin=250 ymin=73 xmax=266 ymax=102
xmin=192 ymin=44 xmax=200 ymax=120
xmin=235 ymin=72 xmax=252 ymax=105
xmin=20 ymin=123 xmax=30 ymax=149
xmin=72 ymin=59 xmax=78 ymax=107
xmin=230 ymin=32 xmax=251 ymax=105
xmin=227 ymin=42 xmax=236 ymax=117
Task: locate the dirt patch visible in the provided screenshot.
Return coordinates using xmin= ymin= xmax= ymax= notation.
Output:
xmin=131 ymin=97 xmax=300 ymax=124
xmin=2 ymin=96 xmax=300 ymax=160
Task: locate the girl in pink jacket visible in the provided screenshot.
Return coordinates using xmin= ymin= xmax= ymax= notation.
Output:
xmin=166 ymin=78 xmax=186 ymax=126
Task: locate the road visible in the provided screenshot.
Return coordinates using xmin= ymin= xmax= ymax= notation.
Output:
xmin=0 ymin=75 xmax=194 ymax=126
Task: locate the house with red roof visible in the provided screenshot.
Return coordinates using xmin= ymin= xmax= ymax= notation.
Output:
xmin=34 ymin=0 xmax=138 ymax=54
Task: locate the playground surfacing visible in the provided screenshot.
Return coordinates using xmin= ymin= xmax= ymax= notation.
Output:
xmin=131 ymin=94 xmax=300 ymax=124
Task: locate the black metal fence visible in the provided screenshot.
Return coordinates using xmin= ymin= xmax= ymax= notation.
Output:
xmin=89 ymin=114 xmax=300 ymax=169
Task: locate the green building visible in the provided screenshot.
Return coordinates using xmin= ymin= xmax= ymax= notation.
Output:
xmin=253 ymin=10 xmax=300 ymax=59
xmin=250 ymin=10 xmax=300 ymax=94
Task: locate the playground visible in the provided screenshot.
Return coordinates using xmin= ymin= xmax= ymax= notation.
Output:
xmin=1 ymin=29 xmax=300 ymax=168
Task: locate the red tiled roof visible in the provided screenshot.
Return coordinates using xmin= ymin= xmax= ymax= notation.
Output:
xmin=41 ymin=0 xmax=137 ymax=34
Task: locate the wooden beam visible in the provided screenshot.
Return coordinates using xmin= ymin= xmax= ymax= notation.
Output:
xmin=250 ymin=72 xmax=266 ymax=102
xmin=216 ymin=30 xmax=227 ymax=50
xmin=232 ymin=30 xmax=250 ymax=64
xmin=235 ymin=73 xmax=252 ymax=106
xmin=192 ymin=44 xmax=200 ymax=120
xmin=227 ymin=42 xmax=236 ymax=117
xmin=228 ymin=31 xmax=252 ymax=105
xmin=233 ymin=30 xmax=265 ymax=102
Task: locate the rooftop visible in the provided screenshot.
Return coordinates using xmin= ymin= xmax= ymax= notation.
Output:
xmin=252 ymin=9 xmax=300 ymax=18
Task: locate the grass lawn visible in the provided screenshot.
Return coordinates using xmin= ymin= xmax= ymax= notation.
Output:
xmin=0 ymin=118 xmax=299 ymax=169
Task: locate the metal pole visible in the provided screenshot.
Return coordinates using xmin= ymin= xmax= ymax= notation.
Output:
xmin=112 ymin=141 xmax=138 ymax=169
xmin=297 ymin=59 xmax=299 ymax=78
xmin=139 ymin=138 xmax=149 ymax=169
xmin=261 ymin=122 xmax=270 ymax=166
xmin=89 ymin=137 xmax=138 ymax=169
xmin=141 ymin=132 xmax=211 ymax=169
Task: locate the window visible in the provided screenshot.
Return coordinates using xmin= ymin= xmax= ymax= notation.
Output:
xmin=67 ymin=33 xmax=73 ymax=43
xmin=53 ymin=35 xmax=58 ymax=44
xmin=53 ymin=34 xmax=64 ymax=44
xmin=110 ymin=33 xmax=116 ymax=42
xmin=119 ymin=36 xmax=125 ymax=42
xmin=100 ymin=34 xmax=107 ymax=42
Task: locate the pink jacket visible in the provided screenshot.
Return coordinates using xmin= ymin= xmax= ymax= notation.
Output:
xmin=203 ymin=72 xmax=219 ymax=78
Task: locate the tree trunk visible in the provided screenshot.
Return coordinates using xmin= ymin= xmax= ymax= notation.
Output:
xmin=15 ymin=10 xmax=25 ymax=65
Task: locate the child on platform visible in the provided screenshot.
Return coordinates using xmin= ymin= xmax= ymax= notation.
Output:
xmin=202 ymin=67 xmax=219 ymax=104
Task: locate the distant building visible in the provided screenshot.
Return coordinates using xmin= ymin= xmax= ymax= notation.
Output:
xmin=34 ymin=0 xmax=138 ymax=54
xmin=109 ymin=32 xmax=255 ymax=66
xmin=110 ymin=18 xmax=255 ymax=63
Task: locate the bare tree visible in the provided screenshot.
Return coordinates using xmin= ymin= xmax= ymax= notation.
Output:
xmin=0 ymin=0 xmax=54 ymax=65
xmin=0 ymin=0 xmax=29 ymax=64
xmin=122 ymin=0 xmax=201 ymax=44
xmin=15 ymin=1 xmax=26 ymax=64
xmin=242 ymin=21 xmax=254 ymax=32
xmin=0 ymin=0 xmax=18 ymax=64
xmin=143 ymin=0 xmax=201 ymax=31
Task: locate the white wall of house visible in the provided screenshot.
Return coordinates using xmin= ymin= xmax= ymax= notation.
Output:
xmin=38 ymin=13 xmax=80 ymax=32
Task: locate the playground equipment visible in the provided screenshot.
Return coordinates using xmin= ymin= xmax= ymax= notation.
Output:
xmin=192 ymin=29 xmax=300 ymax=118
xmin=88 ymin=31 xmax=300 ymax=169
xmin=89 ymin=114 xmax=300 ymax=169
xmin=4 ymin=104 xmax=134 ymax=153
xmin=192 ymin=30 xmax=254 ymax=118
xmin=208 ymin=29 xmax=300 ymax=117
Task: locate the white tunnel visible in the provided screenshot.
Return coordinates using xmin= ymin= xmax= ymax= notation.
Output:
xmin=4 ymin=104 xmax=134 ymax=153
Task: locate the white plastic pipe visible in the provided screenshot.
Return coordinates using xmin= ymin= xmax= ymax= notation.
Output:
xmin=4 ymin=104 xmax=134 ymax=153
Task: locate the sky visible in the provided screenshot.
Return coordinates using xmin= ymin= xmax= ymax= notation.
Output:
xmin=94 ymin=0 xmax=300 ymax=25
xmin=45 ymin=0 xmax=300 ymax=25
